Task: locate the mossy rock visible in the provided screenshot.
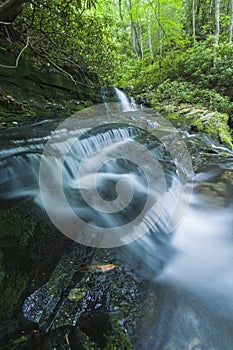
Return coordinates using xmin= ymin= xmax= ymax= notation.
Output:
xmin=154 ymin=102 xmax=233 ymax=149
xmin=104 ymin=322 xmax=134 ymax=350
xmin=0 ymin=51 xmax=97 ymax=123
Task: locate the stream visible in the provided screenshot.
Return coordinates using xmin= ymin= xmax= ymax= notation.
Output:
xmin=0 ymin=87 xmax=233 ymax=349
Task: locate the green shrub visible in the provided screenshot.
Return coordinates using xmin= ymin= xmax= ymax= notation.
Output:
xmin=152 ymin=80 xmax=233 ymax=114
xmin=165 ymin=41 xmax=233 ymax=99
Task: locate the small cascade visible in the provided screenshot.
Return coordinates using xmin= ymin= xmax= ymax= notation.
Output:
xmin=130 ymin=96 xmax=137 ymax=110
xmin=34 ymin=123 xmax=179 ymax=248
xmin=98 ymin=86 xmax=137 ymax=112
xmin=114 ymin=87 xmax=137 ymax=112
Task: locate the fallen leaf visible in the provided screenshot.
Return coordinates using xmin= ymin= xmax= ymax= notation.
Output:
xmin=79 ymin=263 xmax=116 ymax=273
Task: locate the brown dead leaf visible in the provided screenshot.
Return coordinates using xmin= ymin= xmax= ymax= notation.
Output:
xmin=79 ymin=263 xmax=116 ymax=273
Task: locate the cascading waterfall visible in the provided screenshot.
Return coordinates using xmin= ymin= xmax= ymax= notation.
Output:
xmin=114 ymin=87 xmax=137 ymax=112
xmin=0 ymin=108 xmax=183 ymax=249
xmin=0 ymin=88 xmax=233 ymax=349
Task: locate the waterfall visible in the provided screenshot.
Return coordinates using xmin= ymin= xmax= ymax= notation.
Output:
xmin=98 ymin=86 xmax=137 ymax=112
xmin=114 ymin=87 xmax=137 ymax=112
xmin=114 ymin=88 xmax=137 ymax=112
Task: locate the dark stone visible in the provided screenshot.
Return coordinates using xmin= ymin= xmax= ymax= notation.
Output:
xmin=190 ymin=124 xmax=198 ymax=133
xmin=135 ymin=95 xmax=151 ymax=107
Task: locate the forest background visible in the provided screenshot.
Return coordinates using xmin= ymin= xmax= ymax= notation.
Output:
xmin=0 ymin=0 xmax=233 ymax=130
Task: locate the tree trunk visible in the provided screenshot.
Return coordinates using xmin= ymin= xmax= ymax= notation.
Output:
xmin=118 ymin=0 xmax=123 ymax=21
xmin=229 ymin=0 xmax=233 ymax=43
xmin=195 ymin=0 xmax=201 ymax=37
xmin=147 ymin=9 xmax=153 ymax=59
xmin=138 ymin=13 xmax=143 ymax=59
xmin=157 ymin=0 xmax=163 ymax=82
xmin=192 ymin=0 xmax=196 ymax=45
xmin=209 ymin=0 xmax=213 ymax=33
xmin=128 ymin=0 xmax=142 ymax=57
xmin=0 ymin=0 xmax=28 ymax=22
xmin=210 ymin=0 xmax=213 ymax=17
xmin=215 ymin=0 xmax=221 ymax=45
xmin=128 ymin=0 xmax=136 ymax=54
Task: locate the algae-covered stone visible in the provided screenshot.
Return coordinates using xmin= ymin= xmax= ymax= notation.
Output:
xmin=67 ymin=288 xmax=87 ymax=302
xmin=154 ymin=102 xmax=232 ymax=149
xmin=104 ymin=322 xmax=134 ymax=350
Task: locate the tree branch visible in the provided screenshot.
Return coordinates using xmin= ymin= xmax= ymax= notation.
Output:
xmin=29 ymin=42 xmax=95 ymax=87
xmin=0 ymin=21 xmax=12 ymax=25
xmin=0 ymin=35 xmax=29 ymax=68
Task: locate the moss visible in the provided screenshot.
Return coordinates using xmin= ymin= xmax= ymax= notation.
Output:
xmin=0 ymin=50 xmax=96 ymax=124
xmin=154 ymin=101 xmax=233 ymax=149
xmin=84 ymin=100 xmax=93 ymax=107
xmin=0 ymin=272 xmax=29 ymax=321
xmin=202 ymin=112 xmax=233 ymax=149
xmin=104 ymin=322 xmax=134 ymax=350
xmin=11 ymin=334 xmax=31 ymax=345
xmin=164 ymin=113 xmax=180 ymax=120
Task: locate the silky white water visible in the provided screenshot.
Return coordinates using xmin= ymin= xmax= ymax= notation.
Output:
xmin=1 ymin=88 xmax=233 ymax=349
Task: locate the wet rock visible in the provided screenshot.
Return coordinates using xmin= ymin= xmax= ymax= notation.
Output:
xmin=0 ymin=206 xmax=143 ymax=349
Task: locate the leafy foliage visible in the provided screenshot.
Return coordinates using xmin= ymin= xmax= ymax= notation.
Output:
xmin=152 ymin=80 xmax=233 ymax=114
xmin=177 ymin=43 xmax=233 ymax=98
xmin=0 ymin=0 xmax=129 ymax=85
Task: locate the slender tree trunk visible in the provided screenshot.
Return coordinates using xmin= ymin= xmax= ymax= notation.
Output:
xmin=215 ymin=0 xmax=221 ymax=46
xmin=128 ymin=0 xmax=136 ymax=54
xmin=131 ymin=22 xmax=137 ymax=54
xmin=214 ymin=0 xmax=221 ymax=68
xmin=158 ymin=0 xmax=163 ymax=82
xmin=147 ymin=9 xmax=153 ymax=59
xmin=229 ymin=0 xmax=233 ymax=43
xmin=119 ymin=0 xmax=123 ymax=21
xmin=192 ymin=0 xmax=196 ymax=45
xmin=227 ymin=0 xmax=230 ymax=15
xmin=128 ymin=0 xmax=142 ymax=57
xmin=138 ymin=12 xmax=143 ymax=58
xmin=195 ymin=0 xmax=201 ymax=37
xmin=207 ymin=0 xmax=213 ymax=35
xmin=159 ymin=30 xmax=163 ymax=77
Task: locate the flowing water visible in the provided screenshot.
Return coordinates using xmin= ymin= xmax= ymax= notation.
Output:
xmin=0 ymin=87 xmax=233 ymax=349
